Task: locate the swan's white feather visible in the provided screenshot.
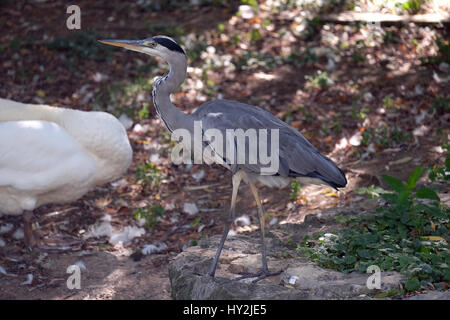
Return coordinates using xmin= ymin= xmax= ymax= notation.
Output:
xmin=0 ymin=98 xmax=133 ymax=216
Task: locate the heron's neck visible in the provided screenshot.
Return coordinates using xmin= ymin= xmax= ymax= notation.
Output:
xmin=152 ymin=55 xmax=193 ymax=132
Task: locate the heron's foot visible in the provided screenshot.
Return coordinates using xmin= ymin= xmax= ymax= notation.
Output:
xmin=233 ymin=269 xmax=283 ymax=283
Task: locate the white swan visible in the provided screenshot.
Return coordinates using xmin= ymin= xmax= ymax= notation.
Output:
xmin=0 ymin=98 xmax=133 ymax=246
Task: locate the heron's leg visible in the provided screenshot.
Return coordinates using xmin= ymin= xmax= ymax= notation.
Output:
xmin=23 ymin=210 xmax=40 ymax=248
xmin=208 ymin=170 xmax=243 ymax=277
xmin=249 ymin=182 xmax=269 ymax=272
xmin=232 ymin=182 xmax=282 ymax=282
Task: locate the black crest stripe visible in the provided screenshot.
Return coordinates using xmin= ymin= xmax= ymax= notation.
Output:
xmin=153 ymin=37 xmax=185 ymax=54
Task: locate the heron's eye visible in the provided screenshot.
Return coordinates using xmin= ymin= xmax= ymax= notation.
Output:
xmin=150 ymin=41 xmax=157 ymax=47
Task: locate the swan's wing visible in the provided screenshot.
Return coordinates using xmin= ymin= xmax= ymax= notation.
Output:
xmin=0 ymin=120 xmax=97 ymax=192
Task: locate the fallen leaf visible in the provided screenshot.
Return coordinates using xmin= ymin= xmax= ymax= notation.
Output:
xmin=421 ymin=236 xmax=446 ymax=242
xmin=388 ymin=157 xmax=412 ymax=166
xmin=325 ymin=192 xmax=338 ymax=197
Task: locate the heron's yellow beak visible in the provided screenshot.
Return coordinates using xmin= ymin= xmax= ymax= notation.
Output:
xmin=98 ymin=39 xmax=146 ymax=52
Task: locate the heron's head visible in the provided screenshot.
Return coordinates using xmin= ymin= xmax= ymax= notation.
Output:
xmin=99 ymin=35 xmax=185 ymax=60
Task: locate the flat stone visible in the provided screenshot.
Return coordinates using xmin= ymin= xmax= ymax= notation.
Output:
xmin=168 ymin=230 xmax=403 ymax=299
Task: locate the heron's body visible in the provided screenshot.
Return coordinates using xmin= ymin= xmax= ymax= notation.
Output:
xmin=192 ymin=99 xmax=346 ymax=189
xmin=100 ymin=35 xmax=346 ymax=280
xmin=0 ymin=98 xmax=132 ymax=244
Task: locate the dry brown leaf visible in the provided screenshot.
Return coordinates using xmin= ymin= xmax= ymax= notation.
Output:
xmin=388 ymin=157 xmax=412 ymax=166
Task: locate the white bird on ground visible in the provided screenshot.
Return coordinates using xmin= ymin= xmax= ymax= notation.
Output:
xmin=0 ymin=98 xmax=133 ymax=247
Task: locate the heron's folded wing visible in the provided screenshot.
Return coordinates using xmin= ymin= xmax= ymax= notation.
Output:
xmin=194 ymin=99 xmax=346 ymax=187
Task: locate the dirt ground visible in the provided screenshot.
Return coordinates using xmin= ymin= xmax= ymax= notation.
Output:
xmin=0 ymin=1 xmax=448 ymax=299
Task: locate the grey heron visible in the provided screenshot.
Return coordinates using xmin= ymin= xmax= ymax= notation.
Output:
xmin=100 ymin=36 xmax=347 ymax=281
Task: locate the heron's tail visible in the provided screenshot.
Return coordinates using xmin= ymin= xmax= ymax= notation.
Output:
xmin=313 ymin=153 xmax=347 ymax=189
xmin=289 ymin=153 xmax=347 ymax=190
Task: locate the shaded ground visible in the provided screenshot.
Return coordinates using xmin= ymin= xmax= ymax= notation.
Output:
xmin=0 ymin=0 xmax=449 ymax=299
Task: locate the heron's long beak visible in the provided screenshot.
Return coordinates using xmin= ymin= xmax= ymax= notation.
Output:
xmin=98 ymin=39 xmax=146 ymax=52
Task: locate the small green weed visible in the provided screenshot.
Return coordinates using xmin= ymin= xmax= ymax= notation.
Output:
xmin=290 ymin=180 xmax=301 ymax=201
xmin=421 ymin=39 xmax=450 ymax=65
xmin=360 ymin=126 xmax=411 ymax=148
xmin=135 ymin=205 xmax=165 ymax=228
xmin=428 ymin=144 xmax=449 ymax=182
xmin=431 ymin=97 xmax=449 ymax=115
xmin=305 ymin=71 xmax=334 ymax=90
xmin=135 ymin=162 xmax=163 ymax=189
xmin=353 ymin=185 xmax=391 ymax=199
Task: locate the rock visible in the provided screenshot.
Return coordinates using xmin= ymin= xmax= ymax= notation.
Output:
xmin=406 ymin=290 xmax=450 ymax=300
xmin=183 ymin=203 xmax=199 ymax=216
xmin=192 ymin=170 xmax=205 ymax=182
xmin=438 ymin=62 xmax=450 ymax=73
xmin=363 ymin=92 xmax=374 ymax=102
xmin=414 ymin=85 xmax=424 ymax=96
xmin=168 ymin=223 xmax=403 ymax=300
xmin=238 ymin=5 xmax=254 ymax=19
xmin=12 ymin=228 xmax=24 ymax=240
xmin=0 ymin=223 xmax=13 ymax=234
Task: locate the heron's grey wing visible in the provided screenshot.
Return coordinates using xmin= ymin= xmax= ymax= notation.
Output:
xmin=195 ymin=107 xmax=272 ymax=174
xmin=194 ymin=99 xmax=347 ymax=188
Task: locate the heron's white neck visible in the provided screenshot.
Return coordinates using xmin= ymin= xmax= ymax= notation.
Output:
xmin=152 ymin=54 xmax=194 ymax=132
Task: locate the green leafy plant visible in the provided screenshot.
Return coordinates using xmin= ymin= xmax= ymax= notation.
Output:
xmin=421 ymin=39 xmax=450 ymax=65
xmin=139 ymin=102 xmax=150 ymax=119
xmin=383 ymin=95 xmax=394 ymax=109
xmin=353 ymin=185 xmax=391 ymax=199
xmin=94 ymin=74 xmax=156 ymax=120
xmin=428 ymin=144 xmax=450 ymax=182
xmin=191 ymin=216 xmax=202 ymax=228
xmin=135 ymin=162 xmax=163 ymax=189
xmin=135 ymin=204 xmax=165 ymax=228
xmin=383 ymin=30 xmax=400 ymax=44
xmin=401 ymin=0 xmax=424 ymax=14
xmin=305 ymin=71 xmax=334 ymax=90
xmin=241 ymin=0 xmax=258 ymax=8
xmin=431 ymin=97 xmax=449 ymax=115
xmin=249 ymin=28 xmax=261 ymax=44
xmin=298 ymin=166 xmax=449 ymax=292
xmin=302 ymin=17 xmax=323 ymax=40
xmin=360 ymin=126 xmax=411 ymax=148
xmin=290 ymin=180 xmax=301 ymax=201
